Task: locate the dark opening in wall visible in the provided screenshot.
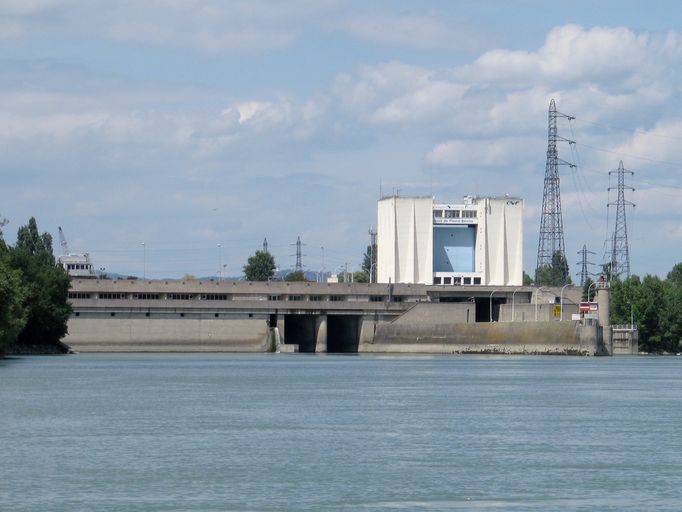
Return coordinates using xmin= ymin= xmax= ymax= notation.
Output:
xmin=327 ymin=315 xmax=360 ymax=353
xmin=283 ymin=314 xmax=316 ymax=353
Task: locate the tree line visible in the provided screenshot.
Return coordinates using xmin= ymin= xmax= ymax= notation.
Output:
xmin=609 ymin=263 xmax=682 ymax=353
xmin=0 ymin=217 xmax=71 ymax=354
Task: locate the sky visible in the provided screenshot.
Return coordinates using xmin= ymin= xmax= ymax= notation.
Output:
xmin=1 ymin=0 xmax=682 ymax=280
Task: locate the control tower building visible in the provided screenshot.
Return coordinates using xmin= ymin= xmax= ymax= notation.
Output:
xmin=377 ymin=195 xmax=523 ymax=286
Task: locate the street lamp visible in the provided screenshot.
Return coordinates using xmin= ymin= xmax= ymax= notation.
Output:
xmin=587 ymin=281 xmax=597 ymax=302
xmin=559 ymin=283 xmax=570 ymax=321
xmin=489 ymin=289 xmax=499 ymax=322
xmin=511 ymin=288 xmax=521 ymax=322
xmin=534 ymin=286 xmax=547 ymax=321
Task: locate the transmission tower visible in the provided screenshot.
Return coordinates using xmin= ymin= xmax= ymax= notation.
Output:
xmin=607 ymin=160 xmax=635 ymax=280
xmin=535 ymin=99 xmax=575 ymax=281
xmin=576 ymin=245 xmax=597 ymax=287
xmin=262 ymin=237 xmax=268 ymax=253
xmin=293 ymin=236 xmax=303 ymax=272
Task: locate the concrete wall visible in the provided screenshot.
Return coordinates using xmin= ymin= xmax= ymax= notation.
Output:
xmin=377 ymin=196 xmax=434 ymax=284
xmin=390 ymin=303 xmax=474 ymax=325
xmin=480 ymin=197 xmax=524 ymax=286
xmin=65 ymin=316 xmax=269 ymax=352
xmin=363 ymin=320 xmax=599 ymax=355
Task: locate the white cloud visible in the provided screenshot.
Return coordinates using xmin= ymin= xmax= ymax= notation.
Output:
xmin=340 ymin=12 xmax=488 ymax=52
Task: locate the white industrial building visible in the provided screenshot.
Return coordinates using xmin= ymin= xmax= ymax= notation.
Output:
xmin=377 ymin=195 xmax=523 ymax=286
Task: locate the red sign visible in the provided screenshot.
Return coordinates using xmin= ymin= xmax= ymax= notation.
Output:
xmin=579 ymin=302 xmax=598 ymax=312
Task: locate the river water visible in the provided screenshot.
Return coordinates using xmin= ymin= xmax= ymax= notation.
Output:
xmin=1 ymin=354 xmax=681 ymax=511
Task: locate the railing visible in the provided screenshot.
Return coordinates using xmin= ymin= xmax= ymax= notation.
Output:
xmin=612 ymin=324 xmax=636 ymax=331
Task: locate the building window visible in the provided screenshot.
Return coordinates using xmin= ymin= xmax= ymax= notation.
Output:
xmin=133 ymin=293 xmax=160 ymax=300
xmin=443 ymin=277 xmax=452 ymax=285
xmin=68 ymin=292 xmax=92 ymax=299
xmin=463 ymin=277 xmax=471 ymax=285
xmin=202 ymin=293 xmax=228 ymax=300
xmin=453 ymin=277 xmax=462 ymax=285
xmin=433 ymin=210 xmax=443 ymax=218
xmin=434 ymin=277 xmax=441 ymax=284
xmin=268 ymin=295 xmax=281 ymax=301
xmin=461 ymin=210 xmax=477 ymax=218
xmin=391 ymin=296 xmax=404 ymax=302
xmin=288 ymin=295 xmax=302 ymax=301
xmin=309 ymin=295 xmax=323 ymax=301
xmin=369 ymin=296 xmax=383 ymax=302
xmin=444 ymin=210 xmax=460 ymax=218
xmin=473 ymin=277 xmax=481 ymax=285
xmin=99 ymin=292 xmax=126 ymax=300
xmin=168 ymin=293 xmax=194 ymax=300
xmin=329 ymin=295 xmax=345 ymax=302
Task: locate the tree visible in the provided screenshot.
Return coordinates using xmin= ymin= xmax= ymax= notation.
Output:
xmin=0 ymin=219 xmax=28 ymax=350
xmin=337 ymin=271 xmax=368 ymax=283
xmin=285 ymin=270 xmax=306 ymax=282
xmin=361 ymin=243 xmax=376 ymax=282
xmin=522 ymin=271 xmax=533 ymax=286
xmin=581 ymin=277 xmax=595 ymax=301
xmin=535 ymin=250 xmax=571 ymax=286
xmin=9 ymin=217 xmax=72 ymax=348
xmin=243 ymin=250 xmax=276 ymax=281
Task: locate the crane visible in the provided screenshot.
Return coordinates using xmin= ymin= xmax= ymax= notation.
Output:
xmin=58 ymin=226 xmax=69 ymax=255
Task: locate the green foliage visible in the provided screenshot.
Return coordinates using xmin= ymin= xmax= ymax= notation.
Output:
xmin=338 ymin=271 xmax=369 ymax=283
xmin=522 ymin=271 xmax=533 ymax=286
xmin=0 ymin=250 xmax=27 ymax=349
xmin=9 ymin=218 xmax=72 ymax=347
xmin=581 ymin=277 xmax=595 ymax=301
xmin=352 ymin=271 xmax=369 ymax=283
xmin=610 ymin=265 xmax=682 ymax=353
xmin=243 ymin=250 xmax=276 ymax=281
xmin=361 ymin=243 xmax=376 ymax=281
xmin=285 ymin=270 xmax=306 ymax=282
xmin=535 ymin=251 xmax=571 ymax=286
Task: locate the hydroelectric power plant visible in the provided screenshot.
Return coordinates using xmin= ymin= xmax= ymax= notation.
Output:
xmin=61 ymin=100 xmax=639 ymax=356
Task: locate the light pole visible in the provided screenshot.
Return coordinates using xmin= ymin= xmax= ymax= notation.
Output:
xmin=559 ymin=283 xmax=570 ymax=321
xmin=587 ymin=281 xmax=597 ymax=302
xmin=141 ymin=242 xmax=146 ymax=280
xmin=489 ymin=289 xmax=499 ymax=322
xmin=534 ymin=286 xmax=547 ymax=321
xmin=218 ymin=243 xmax=222 ymax=282
xmin=511 ymin=288 xmax=521 ymax=322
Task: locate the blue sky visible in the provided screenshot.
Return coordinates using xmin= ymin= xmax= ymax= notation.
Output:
xmin=1 ymin=0 xmax=682 ymax=279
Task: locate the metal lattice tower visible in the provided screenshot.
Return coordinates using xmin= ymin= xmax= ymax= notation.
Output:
xmin=608 ymin=160 xmax=635 ymax=280
xmin=576 ymin=244 xmax=597 ymax=287
xmin=535 ymin=99 xmax=575 ymax=280
xmin=263 ymin=237 xmax=268 ymax=253
xmin=295 ymin=236 xmax=302 ymax=272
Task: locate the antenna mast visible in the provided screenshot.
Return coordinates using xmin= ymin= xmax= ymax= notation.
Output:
xmin=535 ymin=99 xmax=575 ymax=282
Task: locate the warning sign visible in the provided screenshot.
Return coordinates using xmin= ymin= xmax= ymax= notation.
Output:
xmin=553 ymin=305 xmax=561 ymax=319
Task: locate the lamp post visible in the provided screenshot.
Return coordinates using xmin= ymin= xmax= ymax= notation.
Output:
xmin=489 ymin=289 xmax=499 ymax=322
xmin=141 ymin=242 xmax=146 ymax=280
xmin=511 ymin=288 xmax=520 ymax=322
xmin=534 ymin=286 xmax=547 ymax=321
xmin=559 ymin=283 xmax=570 ymax=321
xmin=587 ymin=281 xmax=597 ymax=302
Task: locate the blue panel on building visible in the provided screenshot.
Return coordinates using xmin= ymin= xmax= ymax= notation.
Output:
xmin=433 ymin=226 xmax=475 ymax=272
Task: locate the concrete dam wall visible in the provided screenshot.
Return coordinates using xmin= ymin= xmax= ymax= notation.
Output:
xmin=62 ymin=280 xmax=605 ymax=355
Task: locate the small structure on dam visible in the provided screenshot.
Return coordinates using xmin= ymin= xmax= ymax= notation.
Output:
xmin=63 ymin=279 xmax=632 ymax=355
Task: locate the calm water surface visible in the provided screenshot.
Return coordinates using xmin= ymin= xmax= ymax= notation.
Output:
xmin=1 ymin=354 xmax=681 ymax=511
